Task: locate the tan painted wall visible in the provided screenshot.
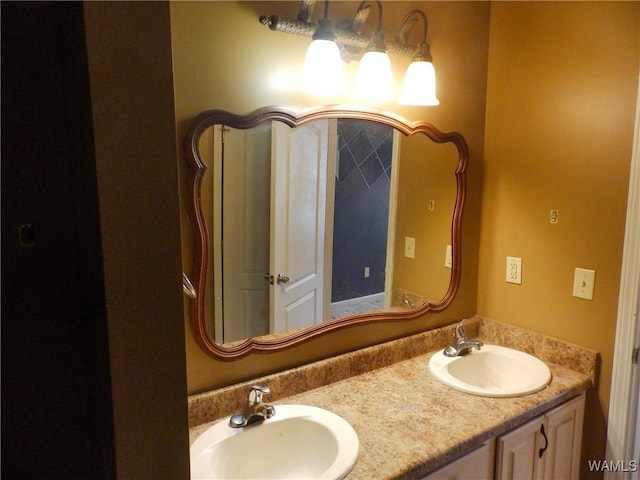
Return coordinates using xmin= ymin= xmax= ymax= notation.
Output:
xmin=171 ymin=1 xmax=490 ymax=393
xmin=480 ymin=2 xmax=639 ymax=476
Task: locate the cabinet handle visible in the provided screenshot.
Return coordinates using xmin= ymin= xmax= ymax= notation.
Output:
xmin=539 ymin=424 xmax=549 ymax=459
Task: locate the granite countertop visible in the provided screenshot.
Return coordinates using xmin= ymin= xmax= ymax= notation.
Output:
xmin=188 ymin=316 xmax=597 ymax=479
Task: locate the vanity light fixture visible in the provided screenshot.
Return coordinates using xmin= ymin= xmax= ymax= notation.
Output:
xmin=259 ymin=3 xmax=439 ymax=106
xmin=352 ymin=1 xmax=393 ymax=103
xmin=300 ymin=0 xmax=345 ymax=95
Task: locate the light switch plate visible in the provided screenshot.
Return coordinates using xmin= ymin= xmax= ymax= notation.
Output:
xmin=404 ymin=237 xmax=415 ymax=259
xmin=573 ymin=268 xmax=595 ymax=300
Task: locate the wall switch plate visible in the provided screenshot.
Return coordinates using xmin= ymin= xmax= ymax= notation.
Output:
xmin=573 ymin=268 xmax=595 ymax=300
xmin=404 ymin=237 xmax=415 ymax=259
xmin=445 ymin=244 xmax=452 ymax=269
xmin=364 ymin=267 xmax=370 ymax=278
xmin=506 ymin=256 xmax=522 ymax=284
xmin=428 ymin=200 xmax=435 ymax=212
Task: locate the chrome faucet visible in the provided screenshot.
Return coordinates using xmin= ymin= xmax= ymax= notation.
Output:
xmin=229 ymin=385 xmax=276 ymax=428
xmin=443 ymin=319 xmax=483 ymax=357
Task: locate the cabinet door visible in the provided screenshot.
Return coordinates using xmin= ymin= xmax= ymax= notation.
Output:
xmin=422 ymin=440 xmax=495 ymax=480
xmin=496 ymin=416 xmax=544 ymax=480
xmin=541 ymin=394 xmax=585 ymax=480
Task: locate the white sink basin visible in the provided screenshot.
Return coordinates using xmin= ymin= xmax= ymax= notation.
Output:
xmin=429 ymin=344 xmax=551 ymax=397
xmin=190 ymin=404 xmax=359 ymax=480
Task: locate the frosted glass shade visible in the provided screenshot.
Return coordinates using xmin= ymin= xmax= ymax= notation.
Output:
xmin=398 ymin=60 xmax=439 ymax=106
xmin=353 ymin=51 xmax=393 ymax=103
xmin=300 ymin=39 xmax=344 ymax=96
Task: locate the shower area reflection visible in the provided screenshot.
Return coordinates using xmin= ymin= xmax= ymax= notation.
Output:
xmin=330 ymin=120 xmax=393 ymax=318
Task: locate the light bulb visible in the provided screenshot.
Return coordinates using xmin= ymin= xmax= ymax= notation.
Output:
xmin=299 ymin=18 xmax=344 ymax=96
xmin=353 ymin=51 xmax=393 ymax=103
xmin=398 ymin=60 xmax=439 ymax=106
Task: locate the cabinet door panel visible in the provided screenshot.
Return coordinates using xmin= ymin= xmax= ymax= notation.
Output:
xmin=496 ymin=417 xmax=543 ymax=480
xmin=422 ymin=440 xmax=495 ymax=480
xmin=542 ymin=394 xmax=585 ymax=480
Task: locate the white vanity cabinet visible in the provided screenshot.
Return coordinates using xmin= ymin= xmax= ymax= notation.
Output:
xmin=496 ymin=393 xmax=585 ymax=480
xmin=422 ymin=393 xmax=585 ymax=480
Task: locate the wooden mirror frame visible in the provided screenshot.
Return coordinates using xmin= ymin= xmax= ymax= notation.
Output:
xmin=184 ymin=105 xmax=468 ymax=359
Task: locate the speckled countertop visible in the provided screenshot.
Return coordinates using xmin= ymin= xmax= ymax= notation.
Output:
xmin=189 ymin=316 xmax=597 ymax=479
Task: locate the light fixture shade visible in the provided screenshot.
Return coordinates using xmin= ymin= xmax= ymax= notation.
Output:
xmin=398 ymin=60 xmax=439 ymax=106
xmin=353 ymin=51 xmax=394 ymax=103
xmin=300 ymin=39 xmax=344 ymax=96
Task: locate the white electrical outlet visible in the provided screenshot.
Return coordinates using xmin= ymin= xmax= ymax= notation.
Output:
xmin=445 ymin=244 xmax=452 ymax=269
xmin=573 ymin=268 xmax=595 ymax=300
xmin=404 ymin=237 xmax=416 ymax=259
xmin=506 ymin=256 xmax=522 ymax=284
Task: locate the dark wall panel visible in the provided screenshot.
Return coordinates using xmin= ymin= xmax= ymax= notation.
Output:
xmin=332 ymin=120 xmax=392 ymax=302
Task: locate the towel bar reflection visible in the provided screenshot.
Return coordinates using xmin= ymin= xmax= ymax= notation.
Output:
xmin=183 ymin=273 xmax=197 ymax=299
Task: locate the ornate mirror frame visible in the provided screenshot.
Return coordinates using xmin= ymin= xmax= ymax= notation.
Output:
xmin=184 ymin=105 xmax=468 ymax=359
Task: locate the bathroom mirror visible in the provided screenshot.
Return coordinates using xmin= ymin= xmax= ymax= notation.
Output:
xmin=184 ymin=105 xmax=468 ymax=359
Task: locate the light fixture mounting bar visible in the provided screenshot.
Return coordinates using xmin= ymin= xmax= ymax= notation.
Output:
xmin=259 ymin=15 xmax=415 ymax=58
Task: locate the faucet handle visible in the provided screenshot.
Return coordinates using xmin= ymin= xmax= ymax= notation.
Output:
xmin=249 ymin=384 xmax=270 ymax=405
xmin=454 ymin=319 xmax=468 ymax=342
